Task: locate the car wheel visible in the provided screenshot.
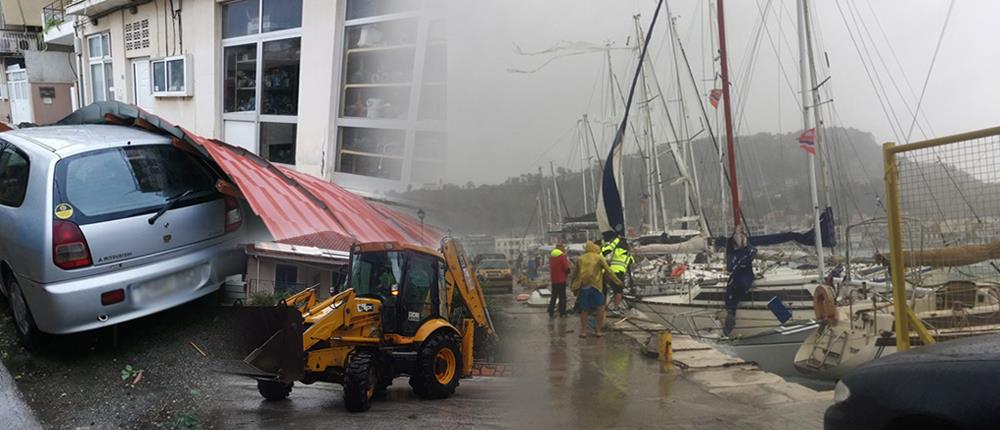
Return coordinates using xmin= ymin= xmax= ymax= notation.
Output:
xmin=7 ymin=278 xmax=40 ymax=348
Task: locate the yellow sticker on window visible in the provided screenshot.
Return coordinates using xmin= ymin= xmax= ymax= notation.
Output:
xmin=54 ymin=203 xmax=74 ymax=220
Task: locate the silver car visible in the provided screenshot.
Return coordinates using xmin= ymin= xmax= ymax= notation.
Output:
xmin=0 ymin=124 xmax=246 ymax=343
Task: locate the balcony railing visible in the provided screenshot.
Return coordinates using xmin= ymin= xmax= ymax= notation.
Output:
xmin=43 ymin=0 xmax=71 ymax=30
xmin=0 ymin=30 xmax=43 ymax=54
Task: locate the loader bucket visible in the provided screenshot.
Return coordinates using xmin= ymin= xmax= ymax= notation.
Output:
xmin=241 ymin=303 xmax=306 ymax=383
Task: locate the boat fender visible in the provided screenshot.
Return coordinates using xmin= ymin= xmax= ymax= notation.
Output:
xmin=813 ymin=284 xmax=837 ymax=325
xmin=671 ymin=264 xmax=687 ymax=278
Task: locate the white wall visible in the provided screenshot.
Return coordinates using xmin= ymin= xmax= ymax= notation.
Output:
xmin=25 ymin=51 xmax=76 ymax=83
xmin=0 ymin=0 xmax=48 ymax=27
xmin=78 ymin=0 xmax=220 ymax=137
xmin=294 ymin=0 xmax=339 ymax=178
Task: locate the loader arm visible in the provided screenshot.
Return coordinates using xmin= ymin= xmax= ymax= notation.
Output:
xmin=441 ymin=238 xmax=498 ymax=338
xmin=301 ymin=288 xmax=382 ymax=351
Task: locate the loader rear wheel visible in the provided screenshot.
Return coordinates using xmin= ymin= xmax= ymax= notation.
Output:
xmin=344 ymin=350 xmax=377 ymax=412
xmin=257 ymin=380 xmax=292 ymax=401
xmin=409 ymin=331 xmax=462 ymax=399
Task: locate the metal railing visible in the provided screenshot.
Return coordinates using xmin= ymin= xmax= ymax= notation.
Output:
xmin=883 ymin=125 xmax=1000 ymax=351
xmin=246 ymin=279 xmax=319 ymax=297
xmin=43 ymin=0 xmax=71 ymax=29
xmin=0 ymin=30 xmax=43 ymax=54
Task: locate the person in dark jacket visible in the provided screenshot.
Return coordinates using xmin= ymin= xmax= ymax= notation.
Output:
xmin=723 ymin=225 xmax=757 ymax=336
xmin=548 ymin=243 xmax=571 ymax=317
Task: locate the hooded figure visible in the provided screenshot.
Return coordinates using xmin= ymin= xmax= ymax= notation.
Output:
xmin=570 ymin=241 xmax=622 ymax=337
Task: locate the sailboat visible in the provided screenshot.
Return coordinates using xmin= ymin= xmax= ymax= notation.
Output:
xmin=625 ymin=0 xmax=833 ymax=358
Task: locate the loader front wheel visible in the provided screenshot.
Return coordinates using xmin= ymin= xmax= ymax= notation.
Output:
xmin=344 ymin=350 xmax=377 ymax=412
xmin=257 ymin=380 xmax=292 ymax=401
xmin=409 ymin=331 xmax=461 ymax=399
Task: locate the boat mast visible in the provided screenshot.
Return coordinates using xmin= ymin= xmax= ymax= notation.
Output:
xmin=635 ymin=14 xmax=706 ymax=238
xmin=668 ymin=12 xmax=694 ymax=228
xmin=578 ymin=118 xmax=591 ymax=214
xmin=797 ymin=0 xmax=826 ymax=277
xmin=803 ymin=0 xmax=834 ymax=237
xmin=634 ymin=15 xmax=661 ymax=233
xmin=583 ymin=114 xmax=601 ymax=196
xmin=550 ymin=161 xmax=564 ymax=224
xmin=716 ymin=0 xmax=741 ymax=227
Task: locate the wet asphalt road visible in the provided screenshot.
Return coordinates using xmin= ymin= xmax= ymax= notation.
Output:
xmin=208 ymin=301 xmax=828 ymax=429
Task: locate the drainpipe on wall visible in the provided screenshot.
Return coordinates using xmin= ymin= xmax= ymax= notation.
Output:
xmin=72 ymin=22 xmax=84 ymax=108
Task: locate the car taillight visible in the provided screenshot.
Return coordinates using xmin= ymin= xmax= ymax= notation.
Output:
xmin=53 ymin=220 xmax=92 ymax=269
xmin=224 ymin=196 xmax=242 ymax=233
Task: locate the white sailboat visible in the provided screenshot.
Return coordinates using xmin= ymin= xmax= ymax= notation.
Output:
xmin=626 ymin=0 xmax=831 ymax=350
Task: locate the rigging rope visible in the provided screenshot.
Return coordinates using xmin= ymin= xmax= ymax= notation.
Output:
xmin=903 ymin=0 xmax=954 ymax=143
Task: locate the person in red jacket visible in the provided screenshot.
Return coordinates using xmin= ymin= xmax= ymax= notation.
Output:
xmin=548 ymin=243 xmax=571 ymax=318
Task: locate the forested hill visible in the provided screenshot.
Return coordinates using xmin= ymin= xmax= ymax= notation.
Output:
xmin=396 ymin=127 xmax=899 ymax=236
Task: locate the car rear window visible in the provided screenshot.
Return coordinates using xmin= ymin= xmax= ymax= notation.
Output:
xmin=479 ymin=260 xmax=508 ymax=270
xmin=54 ymin=145 xmax=219 ymax=223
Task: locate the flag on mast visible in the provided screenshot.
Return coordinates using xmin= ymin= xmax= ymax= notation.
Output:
xmin=799 ymin=128 xmax=816 ymax=154
xmin=709 ymin=89 xmax=722 ymax=108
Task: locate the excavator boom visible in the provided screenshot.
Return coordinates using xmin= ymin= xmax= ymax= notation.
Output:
xmin=441 ymin=238 xmax=498 ymax=338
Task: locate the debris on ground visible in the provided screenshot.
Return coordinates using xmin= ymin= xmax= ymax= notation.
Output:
xmin=189 ymin=342 xmax=208 ymax=358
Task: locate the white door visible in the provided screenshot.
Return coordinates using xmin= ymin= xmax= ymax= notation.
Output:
xmin=224 ymin=120 xmax=257 ymax=153
xmin=5 ymin=68 xmax=31 ymax=125
xmin=131 ymin=59 xmax=153 ymax=111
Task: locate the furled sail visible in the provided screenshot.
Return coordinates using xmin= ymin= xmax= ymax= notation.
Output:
xmin=712 ymin=207 xmax=836 ymax=248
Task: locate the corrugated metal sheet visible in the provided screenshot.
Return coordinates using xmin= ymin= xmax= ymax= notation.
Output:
xmin=55 ymin=102 xmax=445 ymax=249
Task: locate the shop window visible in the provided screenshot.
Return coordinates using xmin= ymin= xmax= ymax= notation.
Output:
xmin=346 ymin=0 xmax=417 ymax=21
xmin=336 ymin=4 xmax=447 ymax=185
xmin=222 ymin=0 xmax=259 ymax=39
xmin=262 ymin=0 xmax=302 ymax=33
xmin=223 ymin=0 xmax=302 ymax=38
xmin=261 ymin=38 xmax=300 ymax=116
xmin=223 ymin=44 xmax=257 ymax=113
xmin=260 ymin=122 xmax=296 ymax=165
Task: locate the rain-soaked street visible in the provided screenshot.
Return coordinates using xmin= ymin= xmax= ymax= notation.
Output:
xmin=207 ymin=300 xmax=830 ymax=429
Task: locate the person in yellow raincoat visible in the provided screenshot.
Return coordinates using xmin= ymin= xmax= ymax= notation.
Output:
xmin=570 ymin=241 xmax=622 ymax=337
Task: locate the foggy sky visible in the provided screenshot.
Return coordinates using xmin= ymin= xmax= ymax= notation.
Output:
xmin=444 ymin=0 xmax=1000 ymax=185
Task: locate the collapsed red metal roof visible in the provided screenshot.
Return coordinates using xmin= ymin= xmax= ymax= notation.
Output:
xmin=56 ymin=102 xmax=445 ymax=249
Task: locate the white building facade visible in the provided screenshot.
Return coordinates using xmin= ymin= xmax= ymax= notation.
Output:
xmin=49 ymin=0 xmax=447 ymax=195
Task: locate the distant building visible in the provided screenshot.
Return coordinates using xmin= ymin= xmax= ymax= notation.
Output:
xmin=0 ymin=0 xmax=75 ymax=125
xmin=462 ymin=234 xmax=496 ymax=257
xmin=495 ymin=236 xmax=541 ymax=258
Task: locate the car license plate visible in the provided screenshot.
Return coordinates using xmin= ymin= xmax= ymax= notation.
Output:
xmin=130 ymin=264 xmax=210 ymax=305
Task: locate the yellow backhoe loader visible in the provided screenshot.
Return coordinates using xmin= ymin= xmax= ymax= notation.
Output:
xmin=240 ymin=238 xmax=497 ymax=412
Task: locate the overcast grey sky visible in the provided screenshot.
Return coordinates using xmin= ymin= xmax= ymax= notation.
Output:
xmin=444 ymin=0 xmax=1000 ymax=185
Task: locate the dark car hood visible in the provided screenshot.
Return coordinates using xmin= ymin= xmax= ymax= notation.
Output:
xmin=860 ymin=334 xmax=1000 ymax=370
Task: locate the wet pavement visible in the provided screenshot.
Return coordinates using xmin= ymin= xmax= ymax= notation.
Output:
xmin=0 ymin=356 xmax=40 ymax=429
xmin=208 ymin=301 xmax=831 ymax=429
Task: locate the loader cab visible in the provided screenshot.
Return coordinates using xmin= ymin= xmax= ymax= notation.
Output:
xmin=346 ymin=244 xmax=448 ymax=337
